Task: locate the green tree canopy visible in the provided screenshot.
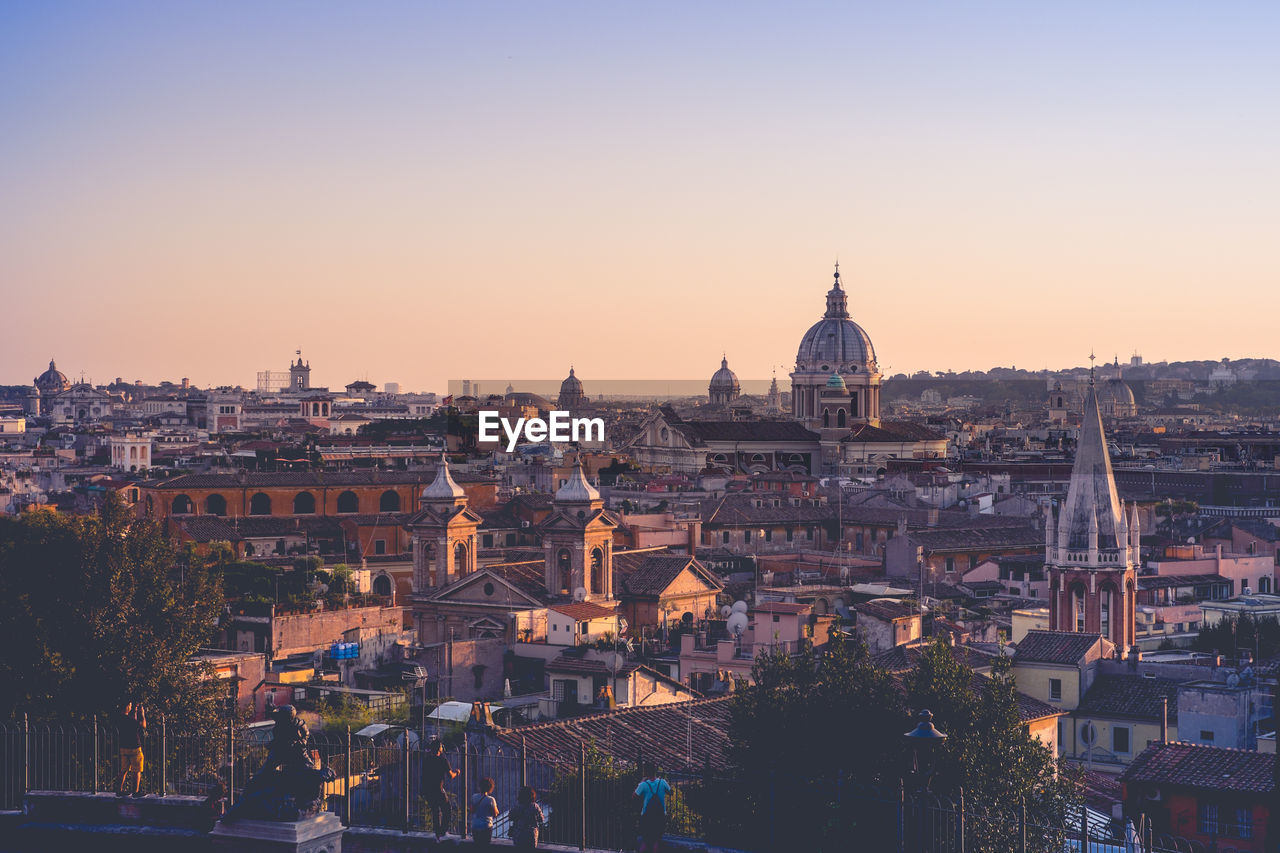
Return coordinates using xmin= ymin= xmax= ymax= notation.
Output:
xmin=0 ymin=494 xmax=226 ymax=730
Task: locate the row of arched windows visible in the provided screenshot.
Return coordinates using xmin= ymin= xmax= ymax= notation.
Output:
xmin=170 ymin=489 xmax=404 ymax=516
xmin=556 ymin=547 xmax=606 ymax=595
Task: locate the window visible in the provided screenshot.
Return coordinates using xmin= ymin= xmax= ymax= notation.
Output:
xmin=379 ymin=490 xmax=401 ymax=512
xmin=1198 ymin=804 xmax=1218 ymax=836
xmin=764 ymin=530 xmax=773 ymax=543
xmin=1073 ymin=586 xmax=1086 ymax=632
xmin=1100 ymin=587 xmax=1111 ymax=640
xmin=250 ymin=492 xmax=272 ymax=515
xmin=482 ymin=534 xmax=494 ymax=548
xmin=786 ymin=528 xmax=794 ymax=542
xmin=968 ymin=555 xmax=977 ymax=570
xmin=1234 ymin=806 xmax=1253 ymax=840
xmin=483 ymin=582 xmax=495 ymax=596
xmin=1112 ymin=726 xmax=1130 ymax=754
xmin=722 ymin=531 xmax=730 ymax=544
xmin=1200 ymin=730 xmax=1215 ymax=742
xmin=1049 ymin=679 xmax=1062 ymax=701
xmin=374 ymin=539 xmax=386 ymax=555
xmin=945 ymin=557 xmax=955 ymax=574
xmin=744 ymin=530 xmax=752 ymax=544
xmin=293 ymin=491 xmax=316 ymax=514
xmin=336 ymin=491 xmax=359 ymax=513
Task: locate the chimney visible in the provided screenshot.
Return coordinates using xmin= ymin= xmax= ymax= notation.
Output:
xmin=1160 ymin=697 xmax=1168 ymax=743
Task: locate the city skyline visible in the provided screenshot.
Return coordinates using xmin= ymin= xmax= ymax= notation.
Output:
xmin=3 ymin=2 xmax=1278 ymax=390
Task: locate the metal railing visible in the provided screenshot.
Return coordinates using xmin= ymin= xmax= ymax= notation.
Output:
xmin=0 ymin=717 xmax=1218 ymax=853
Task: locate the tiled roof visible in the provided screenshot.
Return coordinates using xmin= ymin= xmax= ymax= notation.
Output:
xmin=613 ymin=553 xmax=723 ymax=599
xmin=494 ymin=696 xmax=734 ymax=772
xmin=481 ymin=561 xmax=550 ymax=604
xmin=1013 ymin=630 xmax=1108 ymax=664
xmin=701 ymin=494 xmax=835 ymax=526
xmin=1121 ymin=742 xmax=1274 ymax=794
xmin=841 ymin=421 xmax=945 ymax=444
xmin=855 ymin=600 xmax=917 ymax=622
xmin=225 ymin=516 xmax=345 ymax=538
xmin=906 ymin=525 xmax=1043 ymax=552
xmin=176 ymin=515 xmax=242 ymax=543
xmin=672 ymin=420 xmax=819 ymax=445
xmin=1077 ymin=674 xmax=1181 ymax=723
xmin=549 ymin=602 xmax=617 ymax=621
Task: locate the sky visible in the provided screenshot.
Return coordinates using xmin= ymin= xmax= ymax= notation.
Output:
xmin=2 ymin=2 xmax=1278 ymax=392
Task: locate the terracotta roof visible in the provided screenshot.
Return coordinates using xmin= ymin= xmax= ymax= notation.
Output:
xmin=841 ymin=421 xmax=944 ymax=444
xmin=904 ymin=525 xmax=1043 ymax=553
xmin=672 ymin=420 xmax=819 ymax=445
xmin=494 ymin=696 xmax=734 ymax=772
xmin=613 ymin=553 xmax=723 ymax=599
xmin=142 ymin=469 xmax=494 ymax=489
xmin=701 ymin=494 xmax=835 ymax=526
xmin=549 ymin=602 xmax=617 ymax=621
xmin=175 ymin=515 xmax=243 ymax=543
xmin=1121 ymin=742 xmax=1274 ymax=794
xmin=1077 ymin=674 xmax=1181 ymax=723
xmin=1013 ymin=630 xmax=1109 ymax=664
xmin=872 ymin=643 xmax=999 ymax=675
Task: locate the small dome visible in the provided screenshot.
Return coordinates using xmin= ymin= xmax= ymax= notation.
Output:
xmin=35 ymin=359 xmax=70 ymax=394
xmin=1100 ymin=376 xmax=1136 ymax=408
xmin=422 ymin=457 xmax=466 ymax=501
xmin=709 ymin=357 xmax=740 ymax=393
xmin=560 ymin=368 xmax=583 ymax=396
xmin=825 ymin=372 xmax=847 ymax=391
xmin=556 ymin=459 xmax=600 ymax=504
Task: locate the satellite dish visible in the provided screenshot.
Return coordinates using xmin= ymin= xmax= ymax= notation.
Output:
xmin=727 ymin=612 xmax=749 ymax=636
xmin=731 ymin=600 xmax=749 ymax=614
xmin=1080 ymin=723 xmax=1096 ymax=745
xmin=573 ymin=587 xmax=587 ymax=602
xmin=720 ymin=605 xmax=732 ymax=618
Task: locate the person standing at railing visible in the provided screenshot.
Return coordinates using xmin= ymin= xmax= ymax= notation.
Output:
xmin=115 ymin=702 xmax=146 ymax=798
xmin=634 ymin=763 xmax=672 ymax=853
xmin=470 ymin=776 xmax=499 ymax=846
xmin=422 ymin=739 xmax=458 ymax=839
xmin=510 ymin=786 xmax=546 ymax=851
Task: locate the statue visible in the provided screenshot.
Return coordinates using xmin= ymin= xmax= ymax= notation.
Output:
xmin=226 ymin=705 xmax=336 ymax=821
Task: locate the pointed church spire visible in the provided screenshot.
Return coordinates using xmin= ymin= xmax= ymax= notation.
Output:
xmin=1059 ymin=382 xmax=1124 ymax=553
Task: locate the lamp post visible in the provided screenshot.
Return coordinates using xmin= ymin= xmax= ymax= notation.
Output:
xmin=903 ymin=709 xmax=947 ymax=792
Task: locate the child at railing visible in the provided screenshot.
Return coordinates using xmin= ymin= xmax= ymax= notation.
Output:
xmin=510 ymin=786 xmax=546 ymax=851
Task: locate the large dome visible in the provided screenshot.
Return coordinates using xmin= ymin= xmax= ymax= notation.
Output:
xmin=1100 ymin=377 xmax=1135 ymax=408
xmin=795 ymin=268 xmax=876 ymax=373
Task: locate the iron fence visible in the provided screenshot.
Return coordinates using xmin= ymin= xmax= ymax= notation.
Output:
xmin=0 ymin=717 xmax=1223 ymax=853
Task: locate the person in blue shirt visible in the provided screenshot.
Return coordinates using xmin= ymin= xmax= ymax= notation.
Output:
xmin=633 ymin=764 xmax=673 ymax=853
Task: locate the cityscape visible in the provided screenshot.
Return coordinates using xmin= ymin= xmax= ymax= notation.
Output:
xmin=2 ymin=4 xmax=1279 ymax=853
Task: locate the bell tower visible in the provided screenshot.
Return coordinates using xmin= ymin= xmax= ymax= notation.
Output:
xmin=409 ymin=456 xmax=481 ymax=594
xmin=540 ymin=457 xmax=617 ymax=602
xmin=1047 ymin=376 xmax=1137 ymax=656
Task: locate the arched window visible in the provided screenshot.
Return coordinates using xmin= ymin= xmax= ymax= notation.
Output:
xmin=837 ymin=408 xmax=847 ymax=428
xmin=379 ymin=490 xmax=401 ymax=512
xmin=1261 ymin=577 xmax=1272 ymax=594
xmin=293 ymin=492 xmax=316 ymax=514
xmin=205 ymin=494 xmax=227 ymax=516
xmin=250 ymin=493 xmax=272 ymax=515
xmin=454 ymin=542 xmax=468 ymax=576
xmin=172 ymin=494 xmax=194 ymax=515
xmin=373 ymin=574 xmax=392 ymax=597
xmin=1072 ymin=584 xmax=1086 ymax=633
xmin=1100 ymin=586 xmax=1113 ymax=641
xmin=336 ymin=491 xmax=359 ymax=514
xmin=590 ymin=548 xmax=603 ymax=594
xmin=558 ymin=549 xmax=572 ymax=594
xmin=851 ymin=395 xmax=858 ymax=418
xmin=823 ymin=409 xmax=830 ymax=427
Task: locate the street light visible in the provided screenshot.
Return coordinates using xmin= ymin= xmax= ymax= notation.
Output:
xmin=903 ymin=709 xmax=947 ymax=791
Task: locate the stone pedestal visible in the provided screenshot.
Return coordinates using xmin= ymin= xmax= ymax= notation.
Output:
xmin=210 ymin=812 xmax=344 ymax=853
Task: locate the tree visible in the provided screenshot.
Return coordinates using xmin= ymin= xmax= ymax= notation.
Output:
xmin=727 ymin=631 xmax=909 ymax=851
xmin=905 ymin=639 xmax=1080 ymax=850
xmin=0 ymin=494 xmax=226 ymax=731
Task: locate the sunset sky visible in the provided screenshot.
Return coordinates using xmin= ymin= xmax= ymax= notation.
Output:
xmin=2 ymin=2 xmax=1277 ymax=392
